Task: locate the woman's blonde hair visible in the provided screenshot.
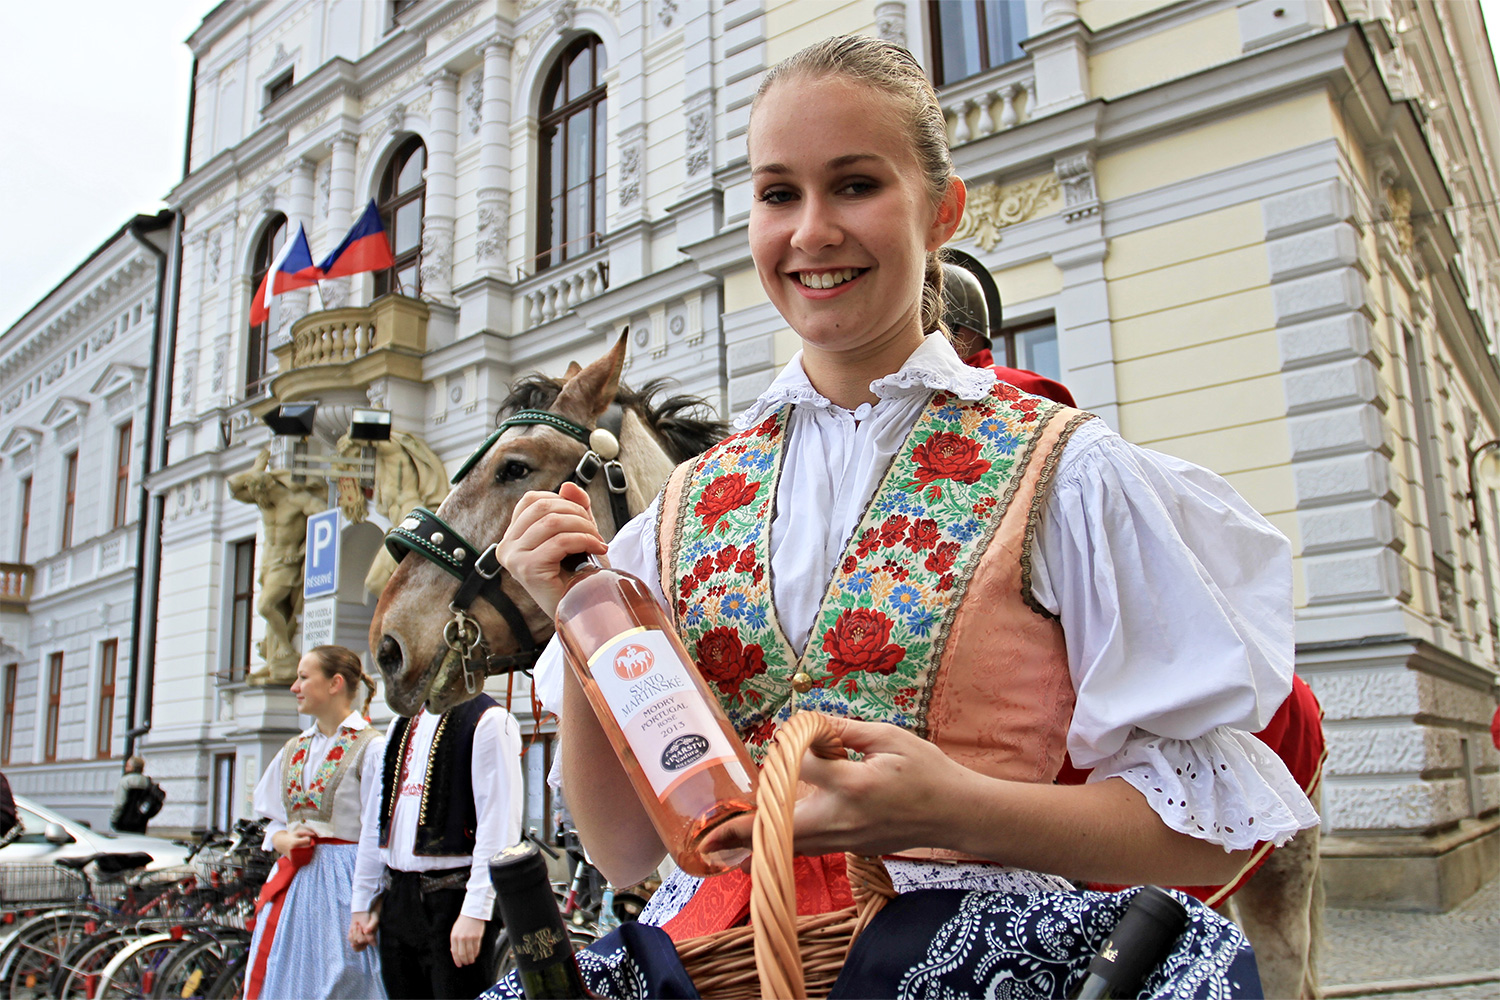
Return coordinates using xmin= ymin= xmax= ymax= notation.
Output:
xmin=308 ymin=644 xmax=377 ymax=714
xmin=750 ymin=34 xmax=954 ymax=334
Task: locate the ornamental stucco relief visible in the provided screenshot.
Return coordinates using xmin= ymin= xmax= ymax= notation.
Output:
xmin=951 ymin=174 xmax=1061 ymax=251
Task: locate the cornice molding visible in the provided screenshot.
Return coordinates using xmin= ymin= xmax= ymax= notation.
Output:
xmin=0 ymin=252 xmax=155 ymax=385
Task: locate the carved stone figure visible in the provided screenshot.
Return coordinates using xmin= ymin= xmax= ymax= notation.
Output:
xmin=335 ymin=430 xmax=450 ymax=596
xmin=227 ymin=448 xmax=329 ymax=684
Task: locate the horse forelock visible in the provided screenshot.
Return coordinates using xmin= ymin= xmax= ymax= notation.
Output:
xmin=497 ymin=375 xmax=726 ymax=463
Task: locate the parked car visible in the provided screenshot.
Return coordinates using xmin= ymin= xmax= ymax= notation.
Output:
xmin=0 ymin=795 xmax=189 ymax=870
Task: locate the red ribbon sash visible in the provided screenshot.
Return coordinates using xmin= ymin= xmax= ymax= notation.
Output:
xmin=244 ymin=837 xmax=354 ymax=1000
xmin=661 ymin=852 xmax=853 ymax=943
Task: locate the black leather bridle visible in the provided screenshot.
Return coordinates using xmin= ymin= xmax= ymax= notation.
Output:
xmin=381 ymin=407 xmax=632 ymax=691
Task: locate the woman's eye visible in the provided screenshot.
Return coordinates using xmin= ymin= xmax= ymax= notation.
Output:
xmin=839 ymin=179 xmax=875 ymax=196
xmin=756 ymin=188 xmax=794 ymax=204
xmin=496 ymin=460 xmax=531 ymax=483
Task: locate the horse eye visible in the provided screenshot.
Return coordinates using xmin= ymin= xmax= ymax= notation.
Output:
xmin=497 ymin=460 xmax=531 ymax=483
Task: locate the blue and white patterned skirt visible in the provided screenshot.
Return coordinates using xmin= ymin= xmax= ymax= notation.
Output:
xmin=246 ymin=843 xmax=387 ymax=1000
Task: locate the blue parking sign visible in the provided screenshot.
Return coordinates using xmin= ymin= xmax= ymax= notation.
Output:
xmin=304 ymin=508 xmax=340 ymax=599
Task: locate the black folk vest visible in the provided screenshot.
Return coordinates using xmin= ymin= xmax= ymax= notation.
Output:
xmin=379 ymin=693 xmax=496 ymax=857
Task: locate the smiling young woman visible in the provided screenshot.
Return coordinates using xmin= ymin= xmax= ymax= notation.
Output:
xmin=490 ymin=33 xmax=1317 ymax=999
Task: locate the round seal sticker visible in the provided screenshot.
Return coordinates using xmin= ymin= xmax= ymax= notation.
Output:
xmin=613 ymin=642 xmax=655 ymax=680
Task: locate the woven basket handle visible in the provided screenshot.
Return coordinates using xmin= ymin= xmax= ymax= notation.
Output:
xmin=749 ymin=711 xmax=895 ymax=999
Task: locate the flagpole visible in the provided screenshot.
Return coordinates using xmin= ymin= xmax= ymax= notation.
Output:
xmin=313 ymin=281 xmax=326 ymax=312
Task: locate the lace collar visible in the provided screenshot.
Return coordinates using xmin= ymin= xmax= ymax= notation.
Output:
xmin=735 ymin=334 xmax=996 ymax=428
xmin=299 ymin=711 xmax=369 ymax=737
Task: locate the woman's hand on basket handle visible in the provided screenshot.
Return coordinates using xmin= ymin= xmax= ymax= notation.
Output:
xmin=495 ymin=483 xmax=609 ymax=619
xmin=702 ymin=715 xmax=1253 ymax=886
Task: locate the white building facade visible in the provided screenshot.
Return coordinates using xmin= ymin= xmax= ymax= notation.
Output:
xmin=0 ymin=217 xmax=173 ymax=828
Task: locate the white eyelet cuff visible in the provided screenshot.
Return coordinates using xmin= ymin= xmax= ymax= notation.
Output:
xmin=1088 ymin=727 xmax=1320 ymax=852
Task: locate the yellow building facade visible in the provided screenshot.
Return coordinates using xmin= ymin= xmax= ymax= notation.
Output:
xmin=691 ymin=0 xmax=1500 ymax=910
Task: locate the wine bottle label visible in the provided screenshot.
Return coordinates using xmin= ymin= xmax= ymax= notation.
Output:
xmin=589 ymin=626 xmax=743 ymax=800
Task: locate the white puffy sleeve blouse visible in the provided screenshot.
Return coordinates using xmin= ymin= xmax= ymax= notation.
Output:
xmin=535 ymin=335 xmax=1318 ymax=851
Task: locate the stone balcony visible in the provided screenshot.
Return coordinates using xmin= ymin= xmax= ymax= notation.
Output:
xmin=262 ymin=293 xmax=429 ymax=407
xmin=0 ymin=562 xmax=33 ymax=611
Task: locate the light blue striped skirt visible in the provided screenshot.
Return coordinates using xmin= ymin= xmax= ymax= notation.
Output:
xmin=247 ymin=843 xmax=386 ymax=1000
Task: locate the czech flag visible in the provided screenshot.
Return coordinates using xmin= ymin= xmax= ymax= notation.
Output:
xmin=319 ymin=200 xmax=396 ymax=280
xmin=249 ymin=223 xmax=321 ymax=327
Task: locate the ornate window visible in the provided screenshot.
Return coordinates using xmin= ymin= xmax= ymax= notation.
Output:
xmin=60 ymin=452 xmax=78 ymax=550
xmin=112 ymin=422 xmax=132 ymax=529
xmin=44 ymin=652 xmax=62 ymax=762
xmin=1 ymin=663 xmax=15 ymax=766
xmin=247 ymin=214 xmax=289 ymax=394
xmin=374 ymin=137 xmax=426 ymax=298
xmin=536 ymin=35 xmax=608 ymax=272
xmin=929 ymin=1 xmax=1030 ymax=86
xmin=17 ymin=475 xmax=30 ymax=562
xmin=229 ymin=538 xmax=256 ymax=682
xmin=96 ymin=640 xmax=117 ymax=758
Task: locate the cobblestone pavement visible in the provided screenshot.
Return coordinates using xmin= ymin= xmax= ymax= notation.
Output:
xmin=1320 ymin=873 xmax=1499 ymax=999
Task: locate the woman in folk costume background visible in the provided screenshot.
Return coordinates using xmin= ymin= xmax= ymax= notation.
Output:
xmin=246 ymin=645 xmax=386 ymax=1000
xmin=496 ymin=33 xmax=1319 ymax=996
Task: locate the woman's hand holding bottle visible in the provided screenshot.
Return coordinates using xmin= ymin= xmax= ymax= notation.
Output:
xmin=495 ymin=483 xmax=609 ymax=618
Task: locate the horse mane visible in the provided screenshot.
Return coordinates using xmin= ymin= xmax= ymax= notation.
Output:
xmin=498 ymin=375 xmax=728 ymax=462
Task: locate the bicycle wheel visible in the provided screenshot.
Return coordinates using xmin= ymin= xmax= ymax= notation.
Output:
xmin=151 ymin=932 xmax=239 ymax=1000
xmin=96 ymin=931 xmax=182 ymax=999
xmin=203 ymin=951 xmax=247 ymax=1000
xmin=0 ymin=909 xmax=97 ymax=1000
xmin=52 ymin=928 xmax=144 ymax=1000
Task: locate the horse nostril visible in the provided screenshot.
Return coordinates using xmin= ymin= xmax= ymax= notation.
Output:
xmin=376 ymin=636 xmax=402 ymax=675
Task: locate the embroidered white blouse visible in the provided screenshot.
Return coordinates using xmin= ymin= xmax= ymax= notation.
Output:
xmin=536 ymin=334 xmax=1319 ymax=853
xmin=253 ymin=712 xmax=385 ymax=850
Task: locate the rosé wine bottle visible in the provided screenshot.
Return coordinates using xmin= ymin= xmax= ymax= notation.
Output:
xmin=555 ymin=556 xmax=756 ymax=878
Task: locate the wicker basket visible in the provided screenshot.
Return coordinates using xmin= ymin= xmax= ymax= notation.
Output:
xmin=674 ymin=711 xmax=896 ymax=999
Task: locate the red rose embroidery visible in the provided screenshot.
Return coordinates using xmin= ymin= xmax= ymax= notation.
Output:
xmin=879 ymin=515 xmax=911 ymax=548
xmin=325 ymin=746 xmax=344 ymax=762
xmin=681 ymin=575 xmax=699 ymax=597
xmin=841 ymin=555 xmax=858 ymax=574
xmin=677 ymin=598 xmax=689 ymax=618
xmin=715 ymin=545 xmax=740 ymax=572
xmin=752 ymin=415 xmax=781 ymax=438
xmin=695 ymin=627 xmax=767 ymax=696
xmin=855 ymin=528 xmax=881 ymax=558
xmin=938 ymin=573 xmax=956 ymax=592
xmin=747 ymin=715 xmax=779 ymax=747
xmin=994 ymin=382 xmax=1020 ymax=402
xmin=291 ymin=748 xmax=306 ymax=764
xmin=752 ymin=565 xmax=765 ymax=585
xmin=735 ymin=547 xmax=757 ymax=574
xmin=694 ymin=555 xmax=715 ymax=580
xmin=905 ymin=518 xmax=940 ymax=551
xmin=695 ymin=473 xmax=762 ymax=532
xmin=822 ymin=608 xmax=906 ymax=681
xmin=925 ymin=541 xmax=960 ymax=574
xmin=912 ymin=432 xmax=991 ymax=486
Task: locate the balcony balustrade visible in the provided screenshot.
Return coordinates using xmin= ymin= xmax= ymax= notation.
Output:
xmin=941 ymin=61 xmax=1038 ymax=147
xmin=266 ymin=293 xmax=429 ymax=405
xmin=0 ymin=562 xmax=33 ymax=610
xmin=519 ymin=253 xmax=609 ymax=331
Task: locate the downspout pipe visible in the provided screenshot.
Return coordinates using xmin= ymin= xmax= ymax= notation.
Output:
xmin=124 ymin=210 xmax=180 ymax=759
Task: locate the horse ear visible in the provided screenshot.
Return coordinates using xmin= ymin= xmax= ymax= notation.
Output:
xmin=553 ymin=330 xmax=628 ymax=423
xmin=564 ymin=361 xmax=583 ymax=379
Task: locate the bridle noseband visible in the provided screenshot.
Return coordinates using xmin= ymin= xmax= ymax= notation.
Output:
xmin=381 ymin=407 xmax=633 ymax=692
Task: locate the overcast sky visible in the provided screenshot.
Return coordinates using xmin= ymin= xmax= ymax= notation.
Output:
xmin=2 ymin=1 xmax=1498 ymax=334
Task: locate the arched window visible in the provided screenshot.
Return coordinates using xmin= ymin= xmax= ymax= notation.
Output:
xmin=374 ymin=137 xmax=426 ymax=298
xmin=247 ymin=214 xmax=288 ymax=393
xmin=536 ymin=35 xmax=607 ymax=272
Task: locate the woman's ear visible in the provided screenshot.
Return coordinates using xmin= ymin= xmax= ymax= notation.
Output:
xmin=928 ymin=176 xmax=967 ymax=250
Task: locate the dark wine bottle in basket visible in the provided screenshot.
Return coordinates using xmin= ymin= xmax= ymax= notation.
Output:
xmin=1070 ymin=885 xmax=1188 ymax=998
xmin=490 ymin=841 xmax=592 ymax=999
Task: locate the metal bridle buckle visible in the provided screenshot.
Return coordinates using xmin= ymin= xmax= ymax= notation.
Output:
xmin=443 ymin=605 xmax=482 ymax=659
xmin=603 ymin=460 xmax=628 ymax=494
xmin=574 ymin=451 xmax=603 ymax=483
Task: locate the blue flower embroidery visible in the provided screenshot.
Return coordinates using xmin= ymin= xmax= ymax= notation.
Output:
xmin=684 ymin=603 xmax=704 ymax=626
xmin=745 ymin=604 xmax=768 ymax=630
xmin=720 ymin=592 xmax=750 ymax=618
xmin=936 ymin=405 xmax=963 ymax=421
xmin=845 ymin=571 xmax=874 ymax=594
xmin=909 ymin=607 xmax=940 ymax=637
xmin=952 ymin=519 xmax=981 ymax=542
xmin=888 ymin=584 xmax=921 ymax=616
xmin=747 ymin=449 xmax=777 ymax=471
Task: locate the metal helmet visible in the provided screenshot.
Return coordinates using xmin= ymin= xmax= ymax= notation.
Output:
xmin=941 ymin=262 xmax=989 ymax=340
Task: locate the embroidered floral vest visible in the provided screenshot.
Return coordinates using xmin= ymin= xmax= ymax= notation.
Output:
xmin=658 ymin=381 xmax=1094 ymax=791
xmin=280 ymin=725 xmax=377 ymax=841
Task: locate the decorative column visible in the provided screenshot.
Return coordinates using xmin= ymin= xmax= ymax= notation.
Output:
xmin=421 ymin=70 xmax=459 ymax=306
xmin=324 ymin=131 xmax=358 ymax=308
xmin=283 ymin=158 xmax=316 ymax=328
xmin=874 ymin=1 xmax=907 ymax=48
xmin=609 ymin=5 xmax=651 ymax=286
xmin=475 ymin=39 xmax=514 ymax=279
